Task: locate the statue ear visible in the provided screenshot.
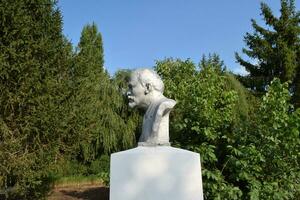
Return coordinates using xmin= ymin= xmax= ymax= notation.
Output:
xmin=144 ymin=83 xmax=152 ymax=95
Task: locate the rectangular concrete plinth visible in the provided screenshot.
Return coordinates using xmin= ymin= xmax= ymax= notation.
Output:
xmin=110 ymin=146 xmax=203 ymax=200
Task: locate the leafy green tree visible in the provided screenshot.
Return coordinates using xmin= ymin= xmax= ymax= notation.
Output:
xmin=227 ymin=79 xmax=300 ymax=199
xmin=235 ymin=0 xmax=300 ymax=107
xmin=155 ymin=57 xmax=243 ymax=199
xmin=155 ymin=57 xmax=300 ymax=199
xmin=0 ymin=0 xmax=73 ymax=199
xmin=201 ymin=54 xmax=258 ymax=121
xmin=254 ymin=79 xmax=300 ymax=199
xmin=70 ymin=24 xmax=139 ymax=164
xmin=200 ymin=53 xmax=226 ymax=73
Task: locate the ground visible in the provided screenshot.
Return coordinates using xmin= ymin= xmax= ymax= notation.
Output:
xmin=47 ymin=184 xmax=109 ymax=200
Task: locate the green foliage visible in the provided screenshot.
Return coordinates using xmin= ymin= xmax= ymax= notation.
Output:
xmin=234 ymin=1 xmax=300 ymax=196
xmin=48 ymin=155 xmax=111 ymax=187
xmin=155 ymin=57 xmax=243 ymax=199
xmin=53 ymin=175 xmax=102 ymax=187
xmin=224 ymin=73 xmax=258 ymax=119
xmin=224 ymin=79 xmax=300 ymax=200
xmin=155 ymin=57 xmax=300 ymax=199
xmin=89 ymin=155 xmax=110 ymax=175
xmin=67 ymin=23 xmax=139 ymax=179
xmin=0 ymin=0 xmax=298 ymax=199
xmin=0 ymin=0 xmax=73 ymax=199
xmin=252 ymin=79 xmax=299 ymax=199
xmin=236 ymin=0 xmax=300 ymax=107
xmin=0 ymin=17 xmax=139 ymax=197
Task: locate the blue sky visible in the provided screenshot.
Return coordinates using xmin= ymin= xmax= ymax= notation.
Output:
xmin=58 ymin=0 xmax=299 ymax=76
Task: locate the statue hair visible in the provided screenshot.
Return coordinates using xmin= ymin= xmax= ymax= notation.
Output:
xmin=132 ymin=69 xmax=164 ymax=93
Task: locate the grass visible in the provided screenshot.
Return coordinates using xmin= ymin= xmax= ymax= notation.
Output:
xmin=53 ymin=175 xmax=104 ymax=188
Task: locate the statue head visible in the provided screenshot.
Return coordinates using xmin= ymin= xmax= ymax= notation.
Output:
xmin=127 ymin=69 xmax=164 ymax=109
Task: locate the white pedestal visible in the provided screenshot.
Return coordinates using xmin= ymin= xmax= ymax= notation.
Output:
xmin=110 ymin=146 xmax=203 ymax=200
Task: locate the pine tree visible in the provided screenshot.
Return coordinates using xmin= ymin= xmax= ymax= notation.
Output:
xmin=71 ymin=23 xmax=138 ymax=163
xmin=235 ymin=0 xmax=300 ymax=107
xmin=0 ymin=0 xmax=73 ymax=198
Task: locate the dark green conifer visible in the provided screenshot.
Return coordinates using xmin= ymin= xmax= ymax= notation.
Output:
xmin=0 ymin=0 xmax=73 ymax=198
xmin=71 ymin=23 xmax=138 ymax=163
xmin=236 ymin=0 xmax=300 ymax=107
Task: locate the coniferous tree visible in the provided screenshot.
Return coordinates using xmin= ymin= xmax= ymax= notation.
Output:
xmin=235 ymin=0 xmax=300 ymax=107
xmin=0 ymin=0 xmax=73 ymax=198
xmin=71 ymin=23 xmax=138 ymax=163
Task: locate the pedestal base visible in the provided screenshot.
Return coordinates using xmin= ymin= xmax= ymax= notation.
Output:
xmin=110 ymin=146 xmax=203 ymax=200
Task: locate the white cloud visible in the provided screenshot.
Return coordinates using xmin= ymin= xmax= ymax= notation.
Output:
xmin=231 ymin=66 xmax=249 ymax=76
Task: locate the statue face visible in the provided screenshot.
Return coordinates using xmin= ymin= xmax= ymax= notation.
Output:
xmin=127 ymin=75 xmax=148 ymax=108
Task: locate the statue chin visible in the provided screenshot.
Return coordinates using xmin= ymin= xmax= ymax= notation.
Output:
xmin=128 ymin=101 xmax=137 ymax=108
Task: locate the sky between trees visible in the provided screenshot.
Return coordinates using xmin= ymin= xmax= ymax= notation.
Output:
xmin=58 ymin=0 xmax=299 ymax=75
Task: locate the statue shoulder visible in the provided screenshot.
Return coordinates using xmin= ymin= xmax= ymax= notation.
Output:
xmin=161 ymin=98 xmax=176 ymax=108
xmin=157 ymin=98 xmax=176 ymax=115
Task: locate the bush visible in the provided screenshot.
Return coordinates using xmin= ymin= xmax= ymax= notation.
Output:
xmin=155 ymin=58 xmax=300 ymax=199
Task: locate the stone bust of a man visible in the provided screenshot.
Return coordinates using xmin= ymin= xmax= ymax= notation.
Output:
xmin=127 ymin=69 xmax=176 ymax=146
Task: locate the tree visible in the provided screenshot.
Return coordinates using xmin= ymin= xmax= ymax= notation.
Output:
xmin=235 ymin=0 xmax=300 ymax=107
xmin=228 ymin=79 xmax=300 ymax=199
xmin=155 ymin=58 xmax=243 ymax=199
xmin=70 ymin=23 xmax=138 ymax=164
xmin=0 ymin=0 xmax=73 ymax=199
xmin=155 ymin=56 xmax=300 ymax=199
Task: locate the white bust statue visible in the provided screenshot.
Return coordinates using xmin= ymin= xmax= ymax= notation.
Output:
xmin=127 ymin=69 xmax=176 ymax=146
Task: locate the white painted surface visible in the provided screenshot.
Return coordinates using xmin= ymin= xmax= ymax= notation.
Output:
xmin=110 ymin=146 xmax=203 ymax=200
